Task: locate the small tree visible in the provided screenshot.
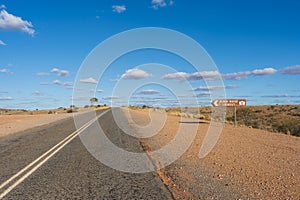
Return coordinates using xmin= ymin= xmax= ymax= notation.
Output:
xmin=90 ymin=97 xmax=98 ymax=106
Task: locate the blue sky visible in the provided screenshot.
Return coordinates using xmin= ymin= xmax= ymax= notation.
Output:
xmin=0 ymin=0 xmax=300 ymax=109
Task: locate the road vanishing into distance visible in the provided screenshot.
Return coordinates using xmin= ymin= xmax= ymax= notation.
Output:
xmin=0 ymin=109 xmax=173 ymax=199
xmin=1 ymin=108 xmax=299 ymax=199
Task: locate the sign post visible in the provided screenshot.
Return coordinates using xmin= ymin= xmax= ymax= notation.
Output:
xmin=212 ymin=99 xmax=247 ymax=127
xmin=234 ymin=106 xmax=237 ymax=127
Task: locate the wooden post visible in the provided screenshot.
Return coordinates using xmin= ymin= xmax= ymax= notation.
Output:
xmin=234 ymin=107 xmax=237 ymax=127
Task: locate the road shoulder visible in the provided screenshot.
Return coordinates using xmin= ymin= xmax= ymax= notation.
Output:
xmin=124 ymin=108 xmax=300 ymax=199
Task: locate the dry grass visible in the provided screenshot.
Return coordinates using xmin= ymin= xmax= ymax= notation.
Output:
xmin=0 ymin=105 xmax=110 ymax=116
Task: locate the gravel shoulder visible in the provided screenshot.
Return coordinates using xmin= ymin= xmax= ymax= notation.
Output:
xmin=125 ymin=108 xmax=300 ymax=199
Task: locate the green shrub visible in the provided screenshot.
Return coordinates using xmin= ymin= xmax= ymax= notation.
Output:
xmin=272 ymin=119 xmax=300 ymax=136
xmin=236 ymin=108 xmax=255 ymax=126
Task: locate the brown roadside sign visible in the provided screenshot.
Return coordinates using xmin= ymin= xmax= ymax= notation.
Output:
xmin=212 ymin=99 xmax=246 ymax=107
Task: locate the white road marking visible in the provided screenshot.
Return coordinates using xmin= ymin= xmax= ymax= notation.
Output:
xmin=0 ymin=113 xmax=93 ymax=190
xmin=0 ymin=109 xmax=110 ymax=199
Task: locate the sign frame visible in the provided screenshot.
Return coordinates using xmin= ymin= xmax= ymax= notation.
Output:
xmin=212 ymin=99 xmax=247 ymax=127
xmin=212 ymin=99 xmax=246 ymax=107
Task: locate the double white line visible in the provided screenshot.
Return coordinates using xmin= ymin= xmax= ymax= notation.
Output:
xmin=0 ymin=109 xmax=110 ymax=199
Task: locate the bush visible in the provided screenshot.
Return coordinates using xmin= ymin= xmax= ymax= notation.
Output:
xmin=236 ymin=108 xmax=255 ymax=125
xmin=289 ymin=113 xmax=300 ymax=117
xmin=48 ymin=111 xmax=53 ymax=114
xmin=272 ymin=119 xmax=300 ymax=136
xmin=252 ymin=121 xmax=259 ymax=129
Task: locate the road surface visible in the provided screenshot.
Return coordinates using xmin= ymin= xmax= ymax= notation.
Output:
xmin=0 ymin=109 xmax=173 ymax=199
xmin=1 ymin=108 xmax=299 ymax=199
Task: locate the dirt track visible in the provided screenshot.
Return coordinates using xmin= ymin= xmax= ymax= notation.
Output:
xmin=127 ymin=108 xmax=300 ymax=199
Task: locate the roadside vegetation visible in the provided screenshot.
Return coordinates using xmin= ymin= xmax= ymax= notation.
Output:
xmin=129 ymin=105 xmax=300 ymax=137
xmin=0 ymin=104 xmax=109 ymax=115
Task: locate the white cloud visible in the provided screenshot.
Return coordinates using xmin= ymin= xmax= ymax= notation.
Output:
xmin=252 ymin=68 xmax=277 ymax=76
xmin=281 ymin=65 xmax=300 ymax=75
xmin=162 ymin=72 xmax=189 ymax=80
xmin=50 ymin=68 xmax=60 ymax=73
xmin=97 ymin=89 xmax=104 ymax=93
xmin=195 ymin=92 xmax=211 ymax=97
xmin=53 ymin=80 xmax=62 ymax=85
xmin=193 ymin=85 xmax=238 ymax=91
xmin=53 ymin=80 xmax=73 ymax=86
xmin=58 ymin=70 xmax=69 ymax=76
xmin=162 ymin=71 xmax=220 ymax=81
xmin=50 ymin=68 xmax=69 ymax=76
xmin=0 ymin=39 xmax=6 ymax=46
xmin=37 ymin=72 xmax=49 ymax=76
xmin=0 ymin=68 xmax=8 ymax=73
xmin=261 ymin=94 xmax=289 ymax=98
xmin=137 ymin=89 xmax=160 ymax=95
xmin=225 ymin=68 xmax=276 ymax=79
xmin=163 ymin=67 xmax=277 ymax=81
xmin=222 ymin=71 xmax=251 ymax=80
xmin=63 ymin=82 xmax=73 ymax=86
xmin=103 ymin=96 xmax=120 ymax=100
xmin=79 ymin=77 xmax=98 ymax=84
xmin=0 ymin=5 xmax=6 ymax=9
xmin=151 ymin=0 xmax=167 ymax=9
xmin=151 ymin=0 xmax=174 ymax=9
xmin=189 ymin=71 xmax=221 ymax=80
xmin=226 ymin=85 xmax=239 ymax=89
xmin=112 ymin=5 xmax=126 ymax=13
xmin=121 ymin=68 xmax=151 ymax=79
xmin=0 ymin=10 xmax=35 ymax=35
xmin=32 ymin=90 xmax=41 ymax=95
xmin=0 ymin=96 xmax=13 ymax=100
xmin=40 ymin=82 xmax=51 ymax=85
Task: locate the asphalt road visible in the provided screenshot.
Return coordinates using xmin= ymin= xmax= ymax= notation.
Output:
xmin=0 ymin=109 xmax=173 ymax=199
